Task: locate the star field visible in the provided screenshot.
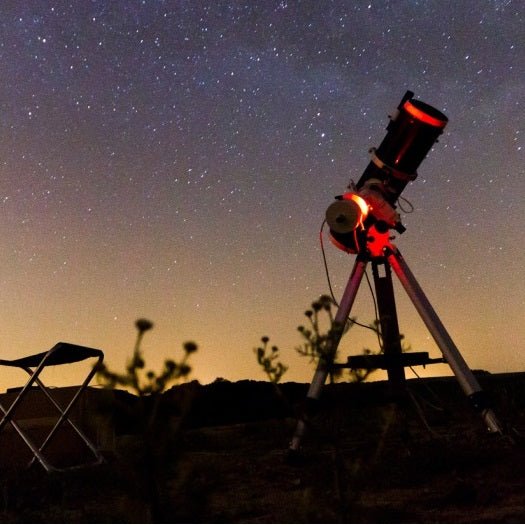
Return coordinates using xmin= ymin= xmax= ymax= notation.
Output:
xmin=0 ymin=1 xmax=523 ymax=388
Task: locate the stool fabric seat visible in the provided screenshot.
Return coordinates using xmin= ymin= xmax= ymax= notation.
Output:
xmin=0 ymin=343 xmax=102 ymax=368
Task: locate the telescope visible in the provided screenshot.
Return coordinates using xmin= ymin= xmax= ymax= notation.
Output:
xmin=290 ymin=91 xmax=504 ymax=454
xmin=326 ymin=90 xmax=448 ymax=253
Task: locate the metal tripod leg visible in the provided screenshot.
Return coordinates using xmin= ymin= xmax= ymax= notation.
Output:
xmin=371 ymin=259 xmax=406 ymax=393
xmin=289 ymin=256 xmax=368 ymax=452
xmin=386 ymin=247 xmax=503 ymax=434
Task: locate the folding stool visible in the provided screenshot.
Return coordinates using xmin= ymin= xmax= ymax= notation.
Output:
xmin=0 ymin=342 xmax=105 ymax=472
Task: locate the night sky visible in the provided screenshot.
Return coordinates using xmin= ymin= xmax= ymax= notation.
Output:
xmin=0 ymin=1 xmax=523 ymax=389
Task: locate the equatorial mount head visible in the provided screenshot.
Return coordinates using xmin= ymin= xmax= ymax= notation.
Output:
xmin=326 ymin=91 xmax=448 ymax=254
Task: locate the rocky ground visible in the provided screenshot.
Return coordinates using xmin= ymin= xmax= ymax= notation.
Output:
xmin=0 ymin=372 xmax=524 ymax=523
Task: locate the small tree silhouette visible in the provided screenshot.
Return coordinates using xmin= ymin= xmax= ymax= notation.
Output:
xmin=255 ymin=295 xmax=390 ymax=385
xmin=254 ymin=336 xmax=288 ymax=384
xmin=254 ymin=336 xmax=293 ymax=417
xmin=95 ymin=318 xmax=198 ymax=522
xmin=96 ymin=318 xmax=197 ymax=399
xmin=295 ymin=295 xmax=344 ymax=382
xmin=296 ymin=297 xmax=412 ymax=383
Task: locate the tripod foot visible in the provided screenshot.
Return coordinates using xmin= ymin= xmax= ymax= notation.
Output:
xmin=483 ymin=409 xmax=504 ymax=435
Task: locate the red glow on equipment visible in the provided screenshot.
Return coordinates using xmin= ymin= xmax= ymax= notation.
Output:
xmin=342 ymin=192 xmax=369 ymax=226
xmin=328 ymin=232 xmax=356 ymax=254
xmin=325 ymin=192 xmax=371 ymax=254
xmin=403 ymin=100 xmax=448 ymax=128
xmin=325 ymin=192 xmax=370 ymax=235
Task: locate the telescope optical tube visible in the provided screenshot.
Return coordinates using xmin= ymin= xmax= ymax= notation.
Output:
xmin=356 ymin=91 xmax=448 ymax=205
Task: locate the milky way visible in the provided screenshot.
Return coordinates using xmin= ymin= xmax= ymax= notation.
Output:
xmin=0 ymin=1 xmax=522 ymax=388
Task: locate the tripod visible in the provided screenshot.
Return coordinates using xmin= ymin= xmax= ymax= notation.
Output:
xmin=289 ymin=225 xmax=503 ymax=452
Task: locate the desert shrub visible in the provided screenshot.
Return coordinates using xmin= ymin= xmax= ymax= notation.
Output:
xmin=255 ymin=295 xmax=385 ymax=385
xmin=96 ymin=318 xmax=197 ymax=398
xmin=296 ymin=295 xmax=349 ymax=383
xmin=254 ymin=336 xmax=288 ymax=384
xmin=296 ymin=295 xmax=384 ymax=383
xmin=95 ymin=318 xmax=199 ymax=522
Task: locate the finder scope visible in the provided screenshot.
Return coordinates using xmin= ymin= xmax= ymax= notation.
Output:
xmin=326 ymin=91 xmax=448 ymax=253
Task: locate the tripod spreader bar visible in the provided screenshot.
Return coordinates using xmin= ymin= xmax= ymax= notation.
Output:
xmin=332 ymin=351 xmax=445 ymax=371
xmin=385 ymin=246 xmax=503 ymax=434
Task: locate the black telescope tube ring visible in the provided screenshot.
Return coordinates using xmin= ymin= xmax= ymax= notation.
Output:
xmin=369 ymin=147 xmax=417 ymax=183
